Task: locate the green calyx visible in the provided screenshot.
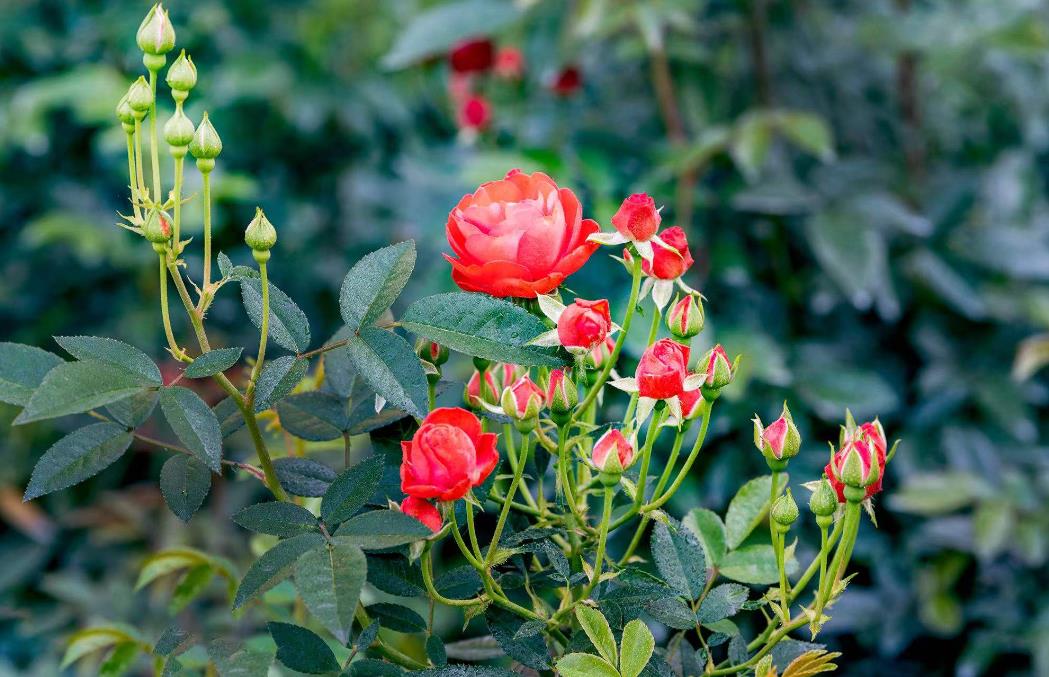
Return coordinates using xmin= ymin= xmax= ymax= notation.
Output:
xmin=137 ymin=3 xmax=176 ymax=56
xmin=115 ymin=94 xmax=135 ymax=126
xmin=189 ymin=112 xmax=222 ymax=161
xmin=771 ymin=489 xmax=799 ymax=527
xmin=127 ymin=77 xmax=153 ymax=114
xmin=809 ymin=477 xmax=838 ymax=516
xmin=667 ymin=293 xmax=704 ymax=339
xmin=166 ymin=49 xmax=197 ymax=92
xmin=163 ymin=107 xmax=195 ymax=148
xmin=244 ymin=207 xmax=277 ymax=252
xmin=142 ymin=209 xmax=171 ymax=244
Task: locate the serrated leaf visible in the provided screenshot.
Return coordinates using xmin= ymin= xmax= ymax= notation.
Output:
xmin=725 ymin=475 xmax=783 ymax=549
xmin=367 ymin=602 xmax=426 ymax=633
xmin=213 ymin=397 xmax=245 ymax=438
xmin=185 ymin=347 xmax=243 ymax=378
xmin=207 ymin=639 xmax=274 ymax=677
xmin=321 ymin=455 xmax=384 ymax=525
xmin=276 ymin=391 xmax=351 ymax=441
xmin=346 ymin=395 xmax=411 ymax=434
xmin=719 ymin=544 xmax=797 ymax=585
xmin=294 ymin=537 xmax=366 ymax=643
xmin=334 ymin=509 xmax=431 ymax=549
xmin=426 ymin=634 xmax=448 ymax=667
xmin=382 ymin=0 xmax=520 ymax=69
xmin=556 ymin=653 xmax=620 ymax=677
xmin=232 ymin=501 xmax=319 ymax=537
xmin=153 ymin=625 xmax=189 ymax=657
xmin=159 ymin=455 xmax=211 ymax=522
xmin=24 ymin=422 xmax=133 ymax=500
xmin=105 ymin=390 xmax=158 ymax=428
xmin=268 ymin=622 xmax=340 ymax=674
xmin=0 ymin=342 xmax=63 ymax=406
xmin=348 ymin=659 xmax=405 ymax=676
xmin=683 ymin=508 xmax=727 ymax=567
xmin=697 ymin=583 xmax=749 ymax=624
xmin=252 ymin=356 xmax=307 ymax=412
xmin=652 ymin=520 xmax=707 ymax=599
xmin=62 ymin=626 xmax=140 ymax=669
xmin=643 ymin=596 xmax=697 ymax=629
xmin=16 ymin=360 xmax=155 ymax=424
xmin=620 ymin=619 xmax=655 ymax=677
xmin=273 ymin=457 xmax=336 ymax=497
xmin=776 ymin=112 xmax=835 ymax=162
xmin=159 ymin=387 xmax=223 ymax=472
xmin=575 ymin=605 xmax=617 ymax=666
xmin=169 ymin=563 xmax=214 ymax=613
xmin=340 ymin=241 xmax=416 ymax=331
xmin=233 ymin=533 xmax=325 ymax=609
xmin=486 ymin=607 xmax=550 ymax=670
xmin=343 ymin=328 xmax=428 ymax=418
xmin=401 ymin=292 xmax=565 ymax=367
xmin=136 ymin=548 xmax=212 ymax=590
xmin=240 ymin=278 xmax=311 ymax=353
xmin=55 ymin=335 xmax=162 ymax=384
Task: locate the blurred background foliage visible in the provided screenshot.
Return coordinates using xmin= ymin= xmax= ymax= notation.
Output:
xmin=1 ymin=0 xmax=1048 ymax=675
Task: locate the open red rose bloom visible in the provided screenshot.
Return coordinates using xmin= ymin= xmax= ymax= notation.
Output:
xmin=445 ymin=169 xmax=600 ymax=297
xmin=401 ymin=408 xmax=498 ymax=501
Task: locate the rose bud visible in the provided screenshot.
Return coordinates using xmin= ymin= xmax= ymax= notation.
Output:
xmin=644 ymin=226 xmax=694 ymax=280
xmin=612 ymin=193 xmax=661 ymax=243
xmin=244 ymin=207 xmax=277 ymax=262
xmin=137 ymin=3 xmax=176 ymax=58
xmin=636 ymin=339 xmax=690 ymax=400
xmin=546 ymin=369 xmax=577 ymax=423
xmin=163 ymin=107 xmax=195 ymax=153
xmin=116 ymin=95 xmax=135 ymax=131
xmin=400 ymin=496 xmax=442 ymax=533
xmin=143 ymin=209 xmax=172 ymax=247
xmin=678 ymin=387 xmax=706 ymax=422
xmin=667 ymin=294 xmax=704 ymax=340
xmin=449 ymin=37 xmax=495 ymax=73
xmin=464 ymin=369 xmax=498 ymax=409
xmin=586 ymin=336 xmax=617 ymax=371
xmin=701 ymin=344 xmax=738 ymax=397
xmin=189 ymin=112 xmax=222 ymax=173
xmin=400 ymin=407 xmax=499 ymax=501
xmin=457 ymin=94 xmax=491 ymax=131
xmin=557 ymin=298 xmax=611 ymax=350
xmin=494 ymin=46 xmax=525 ymax=79
xmin=771 ymin=489 xmax=799 ymax=531
xmin=416 ymin=339 xmax=449 ymax=367
xmin=753 ymin=403 xmax=801 ymax=470
xmin=501 ymin=375 xmax=544 ymax=432
xmin=550 ymin=65 xmax=581 ymax=96
xmin=825 ymin=423 xmax=887 ymax=503
xmin=166 ymin=50 xmax=197 ymax=102
xmin=809 ymin=476 xmax=838 ymax=528
xmin=127 ymin=76 xmax=153 ymax=115
xmin=445 ymin=169 xmax=599 ymax=297
xmin=498 ymin=363 xmax=523 ymax=389
xmin=592 ymin=429 xmax=635 ymax=481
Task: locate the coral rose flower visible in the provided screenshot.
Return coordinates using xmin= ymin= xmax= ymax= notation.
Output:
xmin=636 ymin=339 xmax=691 ymax=400
xmin=592 ymin=429 xmax=635 ymax=473
xmin=557 ymin=298 xmax=611 ymax=349
xmin=445 ymin=169 xmax=600 ymax=297
xmin=400 ymin=408 xmax=499 ymax=501
xmin=400 ymin=496 xmax=442 ymax=533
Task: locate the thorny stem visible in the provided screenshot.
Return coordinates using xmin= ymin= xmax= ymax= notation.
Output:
xmin=484 ymin=437 xmax=527 ymax=568
xmin=201 ymin=171 xmax=213 ymax=292
xmin=125 ymin=132 xmax=142 ymax=222
xmin=246 ymin=261 xmax=270 ymax=396
xmin=147 ymin=69 xmax=162 ymax=204
xmin=421 ymin=549 xmax=483 ymax=607
xmin=158 ymin=253 xmax=186 ymax=361
xmin=171 ymin=153 xmax=184 ymax=247
xmin=581 ymin=487 xmax=614 ymax=599
xmin=814 ymin=500 xmax=861 ymax=620
xmin=133 ymin=118 xmax=147 ymax=207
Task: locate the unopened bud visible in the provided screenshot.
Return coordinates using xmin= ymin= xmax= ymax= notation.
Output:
xmin=116 ymin=94 xmax=135 ymax=130
xmin=546 ymin=369 xmax=577 ymax=425
xmin=163 ymin=107 xmax=195 ymax=152
xmin=500 ymin=376 xmax=543 ymax=433
xmin=137 ymin=3 xmax=176 ymax=57
xmin=592 ymin=429 xmax=635 ymax=482
xmin=127 ymin=77 xmax=153 ymax=115
xmin=809 ymin=477 xmax=837 ymax=524
xmin=166 ymin=50 xmax=197 ymax=98
xmin=245 ymin=207 xmax=277 ymax=260
xmin=143 ymin=209 xmax=172 ymax=245
xmin=667 ymin=294 xmax=704 ymax=339
xmin=415 ymin=339 xmax=449 ymax=367
xmin=771 ymin=489 xmax=799 ymax=529
xmin=189 ymin=112 xmax=222 ymax=165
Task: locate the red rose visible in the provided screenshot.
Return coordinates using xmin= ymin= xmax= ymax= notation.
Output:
xmin=449 ymin=38 xmax=494 ymax=73
xmin=400 ymin=496 xmax=442 ymax=533
xmin=503 ymin=375 xmax=544 ymax=419
xmin=636 ymin=339 xmax=690 ymax=400
xmin=494 ymin=47 xmax=524 ymax=79
xmin=400 ymin=407 xmax=499 ymax=502
xmin=592 ymin=429 xmax=634 ymax=472
xmin=557 ymin=298 xmax=611 ymax=349
xmin=612 ymin=193 xmax=660 ymax=242
xmin=678 ymin=386 xmax=705 ymax=420
xmin=445 ymin=169 xmax=600 ymax=297
xmin=644 ymin=227 xmax=693 ymax=279
xmin=825 ymin=422 xmax=887 ymax=502
xmin=550 ymin=65 xmax=581 ymax=95
xmin=465 ymin=369 xmax=497 ymax=408
xmin=458 ymin=95 xmax=491 ymax=130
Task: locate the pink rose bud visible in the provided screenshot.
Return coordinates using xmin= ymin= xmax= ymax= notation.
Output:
xmin=501 ymin=375 xmax=544 ymax=429
xmin=557 ymin=298 xmax=612 ymax=350
xmin=449 ymin=37 xmax=494 ymax=73
xmin=644 ymin=226 xmax=694 ymax=279
xmin=416 ymin=339 xmax=449 ymax=367
xmin=464 ymin=369 xmax=497 ymax=409
xmin=612 ymin=193 xmax=661 ymax=242
xmin=458 ymin=95 xmax=491 ymax=130
xmin=701 ymin=344 xmax=736 ymax=392
xmin=636 ymin=339 xmax=690 ymax=400
xmin=592 ymin=429 xmax=635 ymax=475
xmin=825 ymin=421 xmax=887 ymax=503
xmin=546 ymin=369 xmax=578 ymax=419
xmin=667 ymin=294 xmax=704 ymax=339
xmin=400 ymin=496 xmax=442 ymax=533
xmin=494 ymin=46 xmax=525 ymax=79
xmin=400 ymin=408 xmax=499 ymax=502
xmin=753 ymin=403 xmax=801 ymax=468
xmin=678 ymin=387 xmax=706 ymax=421
xmin=586 ymin=336 xmax=617 ymax=371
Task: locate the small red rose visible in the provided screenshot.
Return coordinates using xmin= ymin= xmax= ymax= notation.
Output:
xmin=400 ymin=407 xmax=499 ymax=502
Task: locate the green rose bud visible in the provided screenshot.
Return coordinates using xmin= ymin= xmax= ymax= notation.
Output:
xmin=137 ymin=3 xmax=176 ymax=57
xmin=127 ymin=77 xmax=153 ymax=115
xmin=189 ymin=112 xmax=222 ymax=164
xmin=163 ymin=108 xmax=195 ymax=150
xmin=142 ymin=209 xmax=172 ymax=246
xmin=771 ymin=489 xmax=799 ymax=528
xmin=115 ymin=94 xmax=135 ymax=129
xmin=666 ymin=293 xmax=704 ymax=340
xmin=244 ymin=207 xmax=277 ymax=259
xmin=166 ymin=50 xmax=197 ymax=96
xmin=416 ymin=339 xmax=449 ymax=367
xmin=546 ymin=369 xmax=577 ymax=425
xmin=809 ymin=476 xmax=838 ymax=527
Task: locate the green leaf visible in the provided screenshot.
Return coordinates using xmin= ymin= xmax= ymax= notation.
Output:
xmin=348 ymin=659 xmax=405 ymax=676
xmin=731 ymin=112 xmax=774 ymax=182
xmin=232 ymin=501 xmax=319 ymax=537
xmin=233 ymin=533 xmax=325 ymax=609
xmin=55 ymin=335 xmax=162 ymax=384
xmin=719 ymin=544 xmax=796 ymax=586
xmin=159 ymin=387 xmax=223 ymax=472
xmin=401 ymin=292 xmax=565 ymax=367
xmin=725 ymin=474 xmax=783 ymax=550
xmin=486 ymin=607 xmax=550 ymax=670
xmin=240 ymin=278 xmax=311 ymax=353
xmin=252 ymin=356 xmax=307 ymax=412
xmin=0 ymin=342 xmax=63 ymax=406
xmin=682 ymin=508 xmax=727 ymax=567
xmin=334 ymin=509 xmax=432 ymax=549
xmin=346 ymin=395 xmax=411 ymax=434
xmin=273 ymin=457 xmax=336 ymax=497
xmin=321 ymin=455 xmax=384 ymax=525
xmin=136 ymin=548 xmax=213 ymax=590
xmin=776 ymin=111 xmax=835 ymax=161
xmin=153 ymin=625 xmax=189 ymax=657
xmin=696 ymin=583 xmax=749 ymax=624
xmin=642 ymin=597 xmax=697 ymax=629
xmin=426 ymin=635 xmax=448 ymax=667
xmin=268 ymin=622 xmax=340 ymax=674
xmin=294 ymin=537 xmax=367 ymax=643
xmin=619 ymin=619 xmax=655 ymax=677
xmin=340 ymin=241 xmax=416 ymax=331
xmin=574 ymin=605 xmax=617 ymax=666
xmin=213 ymin=397 xmax=245 ymax=438
xmin=24 ymin=422 xmax=133 ymax=500
xmin=207 ymin=639 xmax=274 ymax=677
xmin=651 ymin=520 xmax=707 ymax=600
xmin=105 ymin=390 xmax=158 ymax=428
xmin=555 ymin=653 xmax=620 ymax=677
xmin=276 ymin=392 xmax=350 ymax=441
xmin=15 ymin=360 xmax=155 ymax=424
xmin=99 ymin=641 xmax=140 ymax=677
xmin=62 ymin=626 xmax=141 ymax=669
xmin=169 ymin=564 xmax=214 ymax=613
xmin=382 ymin=0 xmax=520 ymax=69
xmin=344 ymin=327 xmax=428 ymax=417
xmin=159 ymin=455 xmax=211 ymax=522
xmin=184 ymin=347 xmax=243 ymax=378
xmin=367 ymin=602 xmax=426 ymax=633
